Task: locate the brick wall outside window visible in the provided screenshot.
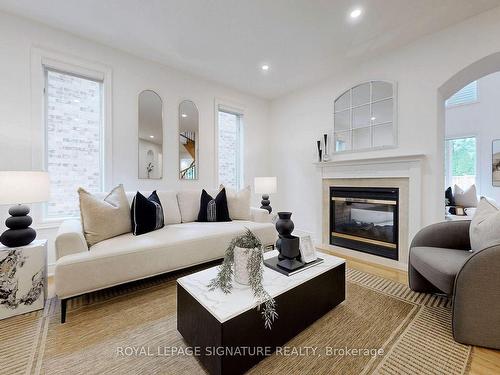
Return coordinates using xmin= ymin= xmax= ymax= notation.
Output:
xmin=46 ymin=70 xmax=102 ymax=218
xmin=218 ymin=110 xmax=242 ymax=190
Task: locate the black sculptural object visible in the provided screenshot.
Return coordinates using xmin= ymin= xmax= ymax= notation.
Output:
xmin=0 ymin=205 xmax=36 ymax=247
xmin=260 ymin=194 xmax=272 ymax=213
xmin=0 ymin=171 xmax=49 ymax=247
xmin=317 ymin=140 xmax=322 ymax=162
xmin=275 ymin=212 xmax=304 ymax=271
xmin=322 ymin=133 xmax=330 ymax=162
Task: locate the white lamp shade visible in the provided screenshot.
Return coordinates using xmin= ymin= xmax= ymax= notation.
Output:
xmin=254 ymin=177 xmax=277 ymax=194
xmin=0 ymin=171 xmax=50 ymax=205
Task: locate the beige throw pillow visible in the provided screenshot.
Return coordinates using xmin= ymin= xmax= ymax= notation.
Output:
xmin=470 ymin=197 xmax=500 ymax=251
xmin=220 ymin=185 xmax=251 ymax=220
xmin=78 ymin=184 xmax=132 ymax=247
xmin=454 ymin=184 xmax=478 ymax=208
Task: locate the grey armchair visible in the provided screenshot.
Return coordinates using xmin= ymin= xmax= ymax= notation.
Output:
xmin=409 ymin=220 xmax=500 ymax=349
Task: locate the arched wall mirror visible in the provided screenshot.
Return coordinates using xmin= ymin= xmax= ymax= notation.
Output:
xmin=138 ymin=90 xmax=163 ymax=179
xmin=333 ymin=81 xmax=396 ymax=153
xmin=178 ymin=100 xmax=199 ymax=180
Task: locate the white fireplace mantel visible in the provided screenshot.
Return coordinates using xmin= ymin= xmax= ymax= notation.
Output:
xmin=316 ymin=153 xmax=426 ymax=269
xmin=313 ymin=153 xmax=426 ymax=168
xmin=314 ymin=154 xmax=425 ymax=182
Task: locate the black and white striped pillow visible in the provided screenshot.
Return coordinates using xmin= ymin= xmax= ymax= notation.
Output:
xmin=131 ymin=191 xmax=165 ymax=235
xmin=197 ymin=188 xmax=231 ymax=222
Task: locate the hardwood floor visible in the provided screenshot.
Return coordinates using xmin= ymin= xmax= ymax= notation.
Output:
xmin=319 ymin=248 xmax=500 ymax=375
xmin=48 ymin=251 xmax=499 ymax=374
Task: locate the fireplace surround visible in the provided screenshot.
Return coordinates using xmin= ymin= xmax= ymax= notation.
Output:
xmin=318 ymin=155 xmax=423 ymax=268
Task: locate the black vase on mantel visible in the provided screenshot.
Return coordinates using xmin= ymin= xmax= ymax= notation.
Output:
xmin=275 ymin=212 xmax=304 ymax=271
xmin=322 ymin=133 xmax=330 ymax=162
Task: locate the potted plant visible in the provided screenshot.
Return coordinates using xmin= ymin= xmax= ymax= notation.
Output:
xmin=208 ymin=229 xmax=278 ymax=329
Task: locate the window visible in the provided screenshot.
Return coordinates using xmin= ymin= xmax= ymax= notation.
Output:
xmin=333 ymin=81 xmax=396 ymax=152
xmin=217 ymin=107 xmax=243 ymax=190
xmin=45 ymin=69 xmax=104 ymax=218
xmin=445 ymin=81 xmax=478 ymax=107
xmin=445 ymin=137 xmax=477 ymax=190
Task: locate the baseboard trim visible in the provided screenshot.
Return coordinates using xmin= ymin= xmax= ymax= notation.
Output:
xmin=317 ymin=244 xmax=408 ymax=272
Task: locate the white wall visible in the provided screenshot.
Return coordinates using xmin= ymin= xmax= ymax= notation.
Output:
xmin=138 ymin=139 xmax=163 ymax=179
xmin=445 ymin=72 xmax=500 ymax=202
xmin=0 ymin=11 xmax=271 ymax=268
xmin=268 ymin=7 xmax=500 ymax=244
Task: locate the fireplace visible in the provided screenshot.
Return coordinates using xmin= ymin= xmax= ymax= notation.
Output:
xmin=330 ymin=186 xmax=399 ymax=260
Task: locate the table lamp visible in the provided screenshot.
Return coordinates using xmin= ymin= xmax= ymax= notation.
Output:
xmin=254 ymin=177 xmax=277 ymax=213
xmin=0 ymin=171 xmax=50 ymax=247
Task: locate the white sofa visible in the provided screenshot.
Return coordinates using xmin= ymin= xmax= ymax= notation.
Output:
xmin=54 ymin=190 xmax=276 ymax=322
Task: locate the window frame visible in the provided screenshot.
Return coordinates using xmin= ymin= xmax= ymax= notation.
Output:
xmin=43 ymin=68 xmax=105 ymax=220
xmin=444 ymin=135 xmax=479 ymax=192
xmin=214 ymin=99 xmax=245 ymax=190
xmin=30 ymin=48 xmax=113 ymax=226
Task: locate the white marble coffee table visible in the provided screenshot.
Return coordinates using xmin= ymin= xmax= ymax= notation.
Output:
xmin=177 ymin=250 xmax=346 ymax=375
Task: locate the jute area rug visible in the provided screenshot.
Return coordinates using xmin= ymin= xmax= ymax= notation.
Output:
xmin=1 ymin=267 xmax=471 ymax=375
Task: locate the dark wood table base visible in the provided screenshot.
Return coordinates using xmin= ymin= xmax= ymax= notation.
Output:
xmin=177 ymin=263 xmax=345 ymax=375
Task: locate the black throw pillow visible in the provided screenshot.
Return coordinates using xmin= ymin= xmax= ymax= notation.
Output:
xmin=131 ymin=191 xmax=165 ymax=235
xmin=445 ymin=186 xmax=455 ymax=206
xmin=197 ymin=188 xmax=231 ymax=222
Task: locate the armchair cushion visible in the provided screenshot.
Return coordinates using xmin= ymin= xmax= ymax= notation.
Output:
xmin=470 ymin=197 xmax=500 ymax=251
xmin=411 ymin=246 xmax=472 ymax=294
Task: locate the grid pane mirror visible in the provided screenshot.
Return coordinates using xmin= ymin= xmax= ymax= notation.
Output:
xmin=334 ymin=81 xmax=396 ymax=152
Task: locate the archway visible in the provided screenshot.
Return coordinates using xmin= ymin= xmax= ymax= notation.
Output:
xmin=437 ymin=51 xmax=500 ymax=216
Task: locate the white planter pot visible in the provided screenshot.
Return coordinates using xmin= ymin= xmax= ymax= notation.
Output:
xmin=233 ymin=246 xmax=260 ymax=285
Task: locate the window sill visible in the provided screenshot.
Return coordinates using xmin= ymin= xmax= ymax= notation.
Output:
xmin=34 ymin=216 xmax=79 ymax=230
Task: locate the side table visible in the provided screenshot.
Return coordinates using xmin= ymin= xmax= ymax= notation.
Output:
xmin=0 ymin=240 xmax=47 ymax=320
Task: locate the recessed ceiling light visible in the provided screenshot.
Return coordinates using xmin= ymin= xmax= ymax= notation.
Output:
xmin=149 ymin=135 xmax=154 ymax=139
xmin=371 ymin=116 xmax=376 ymax=121
xmin=261 ymin=64 xmax=270 ymax=71
xmin=181 ymin=113 xmax=187 ymax=118
xmin=350 ymin=8 xmax=362 ymax=19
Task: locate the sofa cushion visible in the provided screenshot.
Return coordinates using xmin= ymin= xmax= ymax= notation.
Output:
xmin=78 ymin=184 xmax=132 ymax=247
xmin=445 ymin=186 xmax=455 ymax=206
xmin=223 ymin=185 xmax=252 ymax=220
xmin=177 ymin=189 xmax=217 ymax=223
xmin=93 ymin=190 xmax=182 ymax=225
xmin=454 ymin=184 xmax=478 ymax=208
xmin=156 ymin=191 xmax=182 ymax=225
xmin=197 ymin=188 xmax=231 ymax=222
xmin=131 ymin=191 xmax=164 ymax=235
xmin=470 ymin=197 xmax=500 ymax=251
xmin=411 ymin=246 xmax=472 ymax=294
xmin=54 ymin=221 xmax=277 ymax=298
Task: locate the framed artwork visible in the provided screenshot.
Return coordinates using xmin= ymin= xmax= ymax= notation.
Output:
xmin=493 ymin=140 xmax=500 ymax=187
xmin=299 ymin=235 xmax=316 ymax=263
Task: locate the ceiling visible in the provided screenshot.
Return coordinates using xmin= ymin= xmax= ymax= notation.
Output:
xmin=1 ymin=0 xmax=499 ymax=98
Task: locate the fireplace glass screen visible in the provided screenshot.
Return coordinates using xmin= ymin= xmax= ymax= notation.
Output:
xmin=330 ymin=187 xmax=398 ymax=260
